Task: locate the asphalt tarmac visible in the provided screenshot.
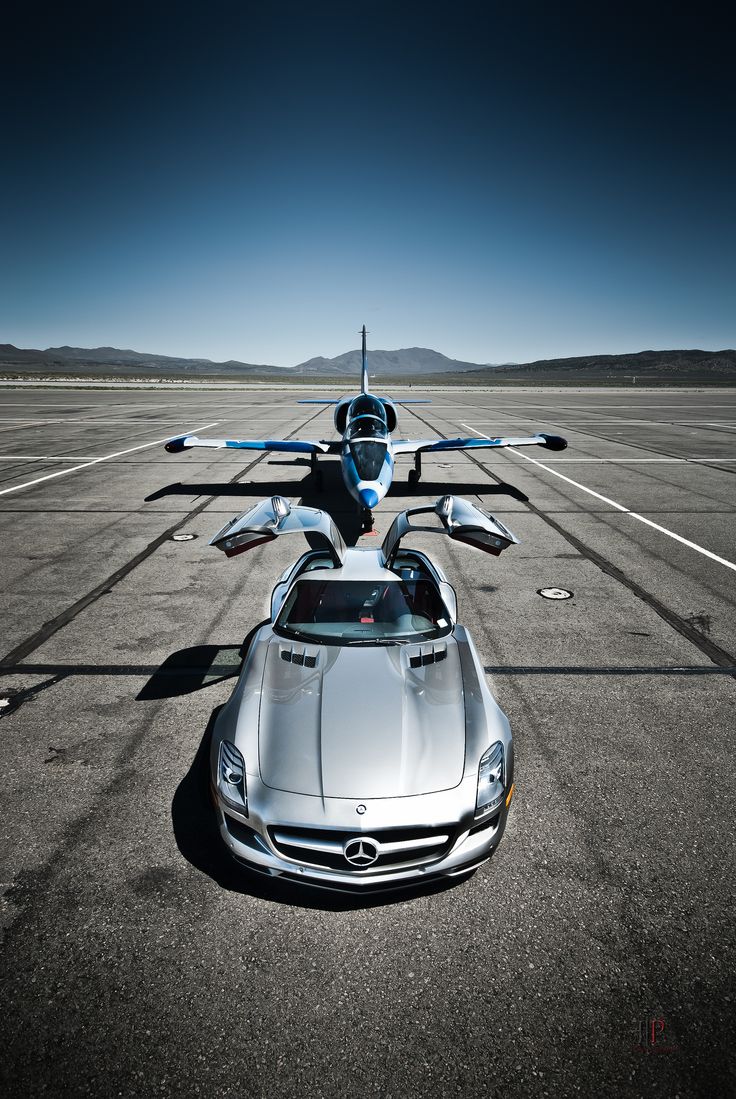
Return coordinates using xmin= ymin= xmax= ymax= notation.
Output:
xmin=0 ymin=386 xmax=734 ymax=1098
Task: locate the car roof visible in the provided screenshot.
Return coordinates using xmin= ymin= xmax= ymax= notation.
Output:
xmin=300 ymin=546 xmax=405 ymax=583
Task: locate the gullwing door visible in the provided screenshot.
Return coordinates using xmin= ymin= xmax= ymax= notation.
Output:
xmin=209 ymin=496 xmax=347 ymax=566
xmin=381 ymin=495 xmax=520 ymax=566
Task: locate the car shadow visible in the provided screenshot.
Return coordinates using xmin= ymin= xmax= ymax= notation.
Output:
xmin=136 ymin=623 xmax=269 ymax=700
xmin=171 ymin=708 xmax=470 ymax=912
xmin=135 ymin=645 xmax=243 ymax=700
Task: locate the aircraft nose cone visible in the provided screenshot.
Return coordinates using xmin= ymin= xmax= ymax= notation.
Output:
xmin=358 ymin=487 xmax=379 ymax=509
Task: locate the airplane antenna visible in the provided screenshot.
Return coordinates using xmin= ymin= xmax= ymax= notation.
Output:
xmin=360 ymin=324 xmax=369 ymax=394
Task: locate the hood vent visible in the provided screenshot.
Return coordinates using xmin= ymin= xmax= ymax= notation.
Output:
xmin=280 ymin=646 xmax=318 ymax=668
xmin=409 ymin=645 xmax=447 ymax=669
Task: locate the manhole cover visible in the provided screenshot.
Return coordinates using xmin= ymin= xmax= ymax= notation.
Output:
xmin=537 ymin=587 xmax=573 ymax=600
xmin=171 ymin=533 xmax=197 ymax=542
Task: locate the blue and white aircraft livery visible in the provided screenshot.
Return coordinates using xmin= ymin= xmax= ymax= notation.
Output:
xmin=165 ymin=326 xmax=567 ymax=524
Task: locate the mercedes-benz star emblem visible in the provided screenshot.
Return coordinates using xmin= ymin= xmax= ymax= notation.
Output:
xmin=343 ymin=837 xmax=379 ymax=867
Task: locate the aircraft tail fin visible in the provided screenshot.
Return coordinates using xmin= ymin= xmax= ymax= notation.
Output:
xmin=360 ymin=324 xmax=369 ymax=393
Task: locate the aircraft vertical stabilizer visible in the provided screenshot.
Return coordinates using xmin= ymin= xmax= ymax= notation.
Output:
xmin=360 ymin=324 xmax=369 ymax=394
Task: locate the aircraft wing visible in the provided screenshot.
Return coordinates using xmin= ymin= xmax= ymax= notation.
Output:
xmin=296 ymin=399 xmax=340 ymax=405
xmin=392 ymin=432 xmax=567 ymax=455
xmin=164 ymin=434 xmax=332 ymax=455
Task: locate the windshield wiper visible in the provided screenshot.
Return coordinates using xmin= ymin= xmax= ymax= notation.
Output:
xmin=275 ymin=627 xmax=320 ymax=643
xmin=345 ymin=637 xmax=406 ymax=646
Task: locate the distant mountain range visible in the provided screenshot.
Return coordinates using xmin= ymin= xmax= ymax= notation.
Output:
xmin=0 ymin=343 xmax=488 ymax=377
xmin=295 ymin=347 xmax=485 ymax=375
xmin=0 ymin=342 xmax=734 ymax=384
xmin=0 ymin=344 xmax=277 ymax=376
xmin=460 ymin=349 xmax=736 ymax=384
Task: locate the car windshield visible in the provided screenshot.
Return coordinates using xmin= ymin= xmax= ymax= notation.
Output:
xmin=274 ymin=578 xmax=452 ymax=644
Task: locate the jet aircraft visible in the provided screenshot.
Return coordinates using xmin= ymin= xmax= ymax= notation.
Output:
xmin=164 ymin=327 xmax=567 ymax=528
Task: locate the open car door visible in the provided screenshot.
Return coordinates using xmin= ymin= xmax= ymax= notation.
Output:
xmin=381 ymin=495 xmax=520 ymax=566
xmin=209 ymin=495 xmax=347 ymax=565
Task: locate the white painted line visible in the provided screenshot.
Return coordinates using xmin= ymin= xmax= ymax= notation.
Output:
xmin=0 ymin=418 xmax=216 ymax=425
xmin=0 ymin=423 xmax=219 ymax=498
xmin=0 ymin=455 xmax=102 ymax=460
xmin=464 ymin=419 xmax=736 ymax=426
xmin=492 ymin=457 xmax=736 ymax=464
xmin=461 ymin=424 xmax=736 ymax=574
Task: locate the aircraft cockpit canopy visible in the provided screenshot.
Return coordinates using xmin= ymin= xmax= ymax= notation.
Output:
xmin=345 ymin=409 xmax=388 ymax=480
xmin=345 ymin=417 xmax=388 ymax=442
xmin=347 ymin=394 xmax=387 ymax=425
xmin=345 ymin=395 xmax=389 ymax=480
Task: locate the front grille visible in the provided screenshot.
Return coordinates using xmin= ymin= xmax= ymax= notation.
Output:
xmin=267 ymin=824 xmax=454 ymax=873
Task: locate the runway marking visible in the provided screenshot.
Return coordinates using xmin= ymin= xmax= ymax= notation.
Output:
xmin=483 ymin=665 xmax=736 ymax=676
xmin=461 ymin=423 xmax=736 ymax=574
xmin=0 ymin=423 xmax=219 ymax=498
xmin=0 ymin=418 xmax=229 ymax=425
xmin=465 ymin=419 xmax=736 ymax=426
xmin=0 ymin=455 xmax=103 ymax=461
xmin=485 ymin=457 xmax=736 ymax=464
xmin=3 ymin=661 xmax=734 ymax=677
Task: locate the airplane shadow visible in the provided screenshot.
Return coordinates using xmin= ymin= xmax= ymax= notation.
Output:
xmin=145 ymin=478 xmax=311 ymax=502
xmin=171 ymin=705 xmax=469 ymax=912
xmin=145 ymin=462 xmax=528 ymax=547
xmin=386 ymin=479 xmax=529 ymax=503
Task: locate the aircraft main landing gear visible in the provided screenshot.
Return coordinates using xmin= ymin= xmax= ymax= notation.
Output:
xmin=408 ymin=451 xmax=422 ymax=486
xmin=310 ymin=452 xmax=323 ymax=491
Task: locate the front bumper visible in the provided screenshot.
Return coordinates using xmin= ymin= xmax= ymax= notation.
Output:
xmin=211 ymin=783 xmax=513 ymax=893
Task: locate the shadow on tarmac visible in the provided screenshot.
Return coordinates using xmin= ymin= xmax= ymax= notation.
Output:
xmin=135 ymin=645 xmax=242 ymax=700
xmin=136 ymin=622 xmax=270 ymax=700
xmin=145 ymin=460 xmax=528 ymax=547
xmin=146 ymin=462 xmax=363 ymax=542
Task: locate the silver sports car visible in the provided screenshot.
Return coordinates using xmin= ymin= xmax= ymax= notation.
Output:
xmin=208 ymin=494 xmax=517 ymax=892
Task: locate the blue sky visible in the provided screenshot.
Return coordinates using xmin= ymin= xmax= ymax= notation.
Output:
xmin=2 ymin=1 xmax=734 ymax=366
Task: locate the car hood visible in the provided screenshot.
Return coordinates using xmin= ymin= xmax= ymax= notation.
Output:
xmin=258 ymin=638 xmax=466 ymax=798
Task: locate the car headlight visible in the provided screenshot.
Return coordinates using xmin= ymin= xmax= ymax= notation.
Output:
xmin=218 ymin=740 xmax=247 ymax=813
xmin=475 ymin=742 xmax=504 ymax=817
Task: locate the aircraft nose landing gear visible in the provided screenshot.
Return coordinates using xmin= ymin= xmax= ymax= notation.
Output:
xmin=359 ymin=506 xmax=374 ymax=532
